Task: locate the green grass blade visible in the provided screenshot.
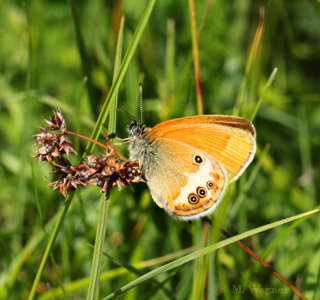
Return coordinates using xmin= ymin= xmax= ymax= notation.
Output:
xmin=83 ymin=0 xmax=157 ymax=157
xmin=233 ymin=8 xmax=265 ymax=117
xmin=102 ymin=210 xmax=319 ymax=299
xmin=12 ymin=3 xmax=33 ymax=258
xmin=101 ymin=251 xmax=177 ymax=300
xmin=108 ymin=15 xmax=125 ymax=137
xmin=250 ymin=67 xmax=278 ymax=122
xmin=31 ymin=161 xmax=67 ymax=298
xmin=86 ymin=194 xmax=110 ymax=300
xmin=188 ymin=0 xmax=203 ymax=115
xmin=68 ymin=0 xmax=98 ymax=116
xmin=229 ymin=144 xmax=270 ymax=220
xmin=86 ymin=16 xmax=124 ymax=299
xmin=0 ymin=213 xmax=58 ymax=297
xmin=298 ymin=103 xmax=316 ymax=203
xmin=36 ymin=246 xmax=197 ymax=300
xmin=253 ymin=211 xmax=319 ymax=274
xmin=27 ymin=195 xmax=75 ymax=300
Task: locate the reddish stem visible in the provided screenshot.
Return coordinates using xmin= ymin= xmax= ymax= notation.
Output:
xmin=65 ymin=130 xmax=110 ymax=151
xmin=203 ymin=218 xmax=308 ymax=300
xmin=101 ymin=124 xmax=129 ymax=163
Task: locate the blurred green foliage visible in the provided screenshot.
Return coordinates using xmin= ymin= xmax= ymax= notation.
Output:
xmin=0 ymin=0 xmax=319 ymax=299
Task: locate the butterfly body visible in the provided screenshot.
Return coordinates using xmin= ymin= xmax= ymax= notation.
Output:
xmin=128 ymin=115 xmax=256 ymax=220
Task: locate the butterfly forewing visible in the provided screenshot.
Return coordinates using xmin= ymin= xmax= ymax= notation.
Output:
xmin=146 ymin=115 xmax=256 ymax=181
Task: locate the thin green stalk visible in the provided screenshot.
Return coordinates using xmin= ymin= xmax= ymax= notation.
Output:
xmin=86 ymin=15 xmax=125 ymax=300
xmin=233 ymin=8 xmax=265 ymax=117
xmin=83 ymin=0 xmax=156 ymax=157
xmin=100 ymin=251 xmax=177 ymax=300
xmin=36 ymin=246 xmax=198 ymax=300
xmin=188 ymin=0 xmax=203 ymax=115
xmin=0 ymin=210 xmax=58 ymax=298
xmin=108 ymin=15 xmax=125 ymax=138
xmin=229 ymin=144 xmax=271 ymax=220
xmin=169 ymin=0 xmax=214 ymax=117
xmin=68 ymin=0 xmax=98 ymax=117
xmin=165 ymin=19 xmax=175 ymax=101
xmin=297 ymin=103 xmax=316 ymax=203
xmin=31 ymin=161 xmax=67 ymax=298
xmin=86 ymin=194 xmax=110 ymax=300
xmin=12 ymin=2 xmax=33 ymax=257
xmin=250 ymin=68 xmax=278 ymax=122
xmin=28 ymin=194 xmax=74 ymax=300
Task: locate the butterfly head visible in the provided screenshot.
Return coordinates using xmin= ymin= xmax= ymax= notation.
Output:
xmin=127 ymin=119 xmax=145 ymax=138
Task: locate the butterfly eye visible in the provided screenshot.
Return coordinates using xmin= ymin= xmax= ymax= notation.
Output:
xmin=197 ymin=187 xmax=207 ymax=198
xmin=194 ymin=155 xmax=204 ymax=165
xmin=206 ymin=181 xmax=215 ymax=189
xmin=188 ymin=193 xmax=199 ymax=204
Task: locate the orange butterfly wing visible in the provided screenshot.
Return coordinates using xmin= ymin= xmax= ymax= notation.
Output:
xmin=145 ymin=115 xmax=256 ymax=181
xmin=138 ymin=138 xmax=228 ymax=219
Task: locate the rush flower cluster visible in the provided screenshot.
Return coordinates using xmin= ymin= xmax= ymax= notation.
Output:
xmin=33 ymin=110 xmax=141 ymax=196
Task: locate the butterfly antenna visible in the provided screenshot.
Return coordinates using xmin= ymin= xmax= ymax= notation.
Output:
xmin=139 ymin=83 xmax=143 ymax=124
xmin=116 ymin=108 xmax=137 ymax=120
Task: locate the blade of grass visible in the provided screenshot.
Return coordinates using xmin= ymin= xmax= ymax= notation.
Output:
xmin=0 ymin=89 xmax=95 ymax=128
xmin=250 ymin=67 xmax=278 ymax=122
xmin=189 ymin=221 xmax=209 ymax=300
xmin=298 ymin=103 xmax=316 ymax=203
xmin=253 ymin=207 xmax=320 ymax=274
xmin=12 ymin=2 xmax=33 ymax=257
xmin=99 ymin=250 xmax=177 ymax=300
xmin=160 ymin=19 xmax=175 ymax=119
xmin=188 ymin=0 xmax=203 ymax=115
xmin=108 ymin=15 xmax=125 ymax=139
xmin=27 ymin=194 xmax=75 ymax=300
xmin=0 ymin=212 xmax=58 ymax=298
xmin=31 ymin=161 xmax=67 ymax=298
xmin=213 ymin=222 xmax=309 ymax=300
xmin=165 ymin=19 xmax=175 ymax=101
xmin=306 ymin=244 xmax=320 ymax=300
xmin=168 ymin=0 xmax=214 ymax=118
xmin=229 ymin=144 xmax=270 ymax=220
xmin=86 ymin=193 xmax=110 ymax=300
xmin=37 ymin=246 xmax=198 ymax=300
xmin=103 ymin=210 xmax=318 ymax=299
xmin=86 ymin=15 xmax=124 ymax=300
xmin=233 ymin=7 xmax=265 ymax=117
xmin=68 ymin=0 xmax=98 ymax=117
xmin=83 ymin=0 xmax=156 ymax=157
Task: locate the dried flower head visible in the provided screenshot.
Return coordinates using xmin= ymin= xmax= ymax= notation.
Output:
xmin=33 ymin=128 xmax=76 ymax=163
xmin=45 ymin=110 xmax=66 ymax=132
xmin=120 ymin=161 xmax=141 ymax=183
xmin=33 ymin=110 xmax=141 ymax=197
xmin=33 ymin=128 xmax=61 ymax=163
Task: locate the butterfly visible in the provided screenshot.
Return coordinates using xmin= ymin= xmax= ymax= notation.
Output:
xmin=127 ymin=115 xmax=256 ymax=220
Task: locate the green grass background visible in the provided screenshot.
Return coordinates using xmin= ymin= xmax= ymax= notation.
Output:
xmin=0 ymin=0 xmax=320 ymax=299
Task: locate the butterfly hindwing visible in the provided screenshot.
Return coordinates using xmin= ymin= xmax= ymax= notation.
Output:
xmin=141 ymin=138 xmax=228 ymax=220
